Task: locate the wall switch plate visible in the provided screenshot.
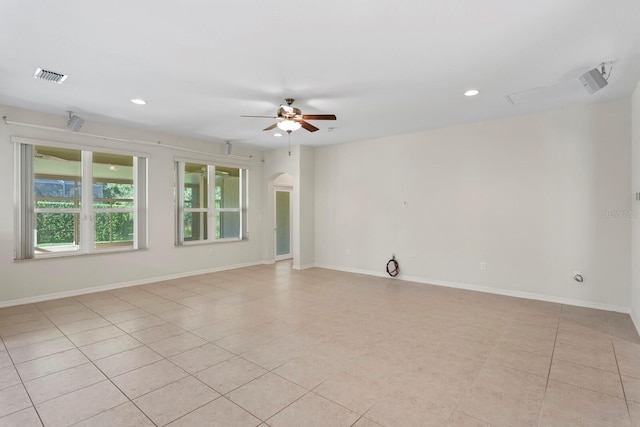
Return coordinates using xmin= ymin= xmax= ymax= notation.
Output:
xmin=402 ymin=201 xmax=408 ymax=208
xmin=480 ymin=261 xmax=487 ymax=270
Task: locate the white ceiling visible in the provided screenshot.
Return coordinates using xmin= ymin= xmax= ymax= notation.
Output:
xmin=1 ymin=1 xmax=640 ymax=150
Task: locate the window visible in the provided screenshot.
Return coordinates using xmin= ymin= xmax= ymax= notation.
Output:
xmin=14 ymin=141 xmax=147 ymax=259
xmin=175 ymin=161 xmax=247 ymax=245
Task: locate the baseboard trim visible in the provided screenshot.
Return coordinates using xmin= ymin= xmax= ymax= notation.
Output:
xmin=0 ymin=261 xmax=265 ymax=308
xmin=314 ymin=263 xmax=631 ymax=314
xmin=3 ymin=261 xmax=635 ymax=322
xmin=292 ymin=263 xmax=315 ymax=271
xmin=631 ymin=308 xmax=640 ymax=336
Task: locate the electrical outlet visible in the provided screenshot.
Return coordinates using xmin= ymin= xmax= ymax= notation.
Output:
xmin=480 ymin=261 xmax=487 ymax=270
xmin=208 ymin=248 xmax=213 ymax=255
xmin=402 ymin=201 xmax=408 ymax=208
xmin=345 ymin=249 xmax=351 ymax=256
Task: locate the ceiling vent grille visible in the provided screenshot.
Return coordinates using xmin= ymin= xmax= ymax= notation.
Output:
xmin=33 ymin=68 xmax=68 ymax=84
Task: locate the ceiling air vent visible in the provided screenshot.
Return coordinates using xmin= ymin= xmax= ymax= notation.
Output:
xmin=33 ymin=68 xmax=68 ymax=84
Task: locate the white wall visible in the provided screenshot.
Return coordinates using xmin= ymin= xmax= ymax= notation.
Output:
xmin=298 ymin=146 xmax=315 ymax=269
xmin=2 ymin=98 xmax=635 ymax=312
xmin=315 ymin=99 xmax=632 ymax=311
xmin=632 ymin=83 xmax=640 ymax=328
xmin=0 ymin=105 xmax=264 ymax=306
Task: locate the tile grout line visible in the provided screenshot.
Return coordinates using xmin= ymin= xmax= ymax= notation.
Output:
xmin=261 ymin=379 xmax=329 ymax=426
xmin=60 ymin=312 xmax=260 ymax=425
xmin=32 ymin=301 xmax=160 ymax=427
xmin=610 ymin=333 xmax=634 ymax=425
xmin=89 ymin=344 xmax=259 ymax=426
xmin=161 ymin=394 xmax=262 ymax=427
xmin=443 ymin=315 xmax=506 ymax=426
xmin=72 ymin=312 xmax=230 ymax=426
xmin=77 ymin=353 xmax=159 ymax=426
xmin=536 ymin=306 xmax=562 ymax=426
xmin=93 ymin=336 xmax=267 ymax=425
xmin=8 ymin=301 xmax=384 ymax=424
xmin=2 ymin=265 xmax=638 ymax=426
xmin=13 ymin=303 xmax=59 ymax=427
xmin=353 ymin=402 xmax=378 ymax=427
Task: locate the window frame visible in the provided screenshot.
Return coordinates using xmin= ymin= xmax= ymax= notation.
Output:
xmin=13 ymin=137 xmax=148 ymax=260
xmin=176 ymin=161 xmax=212 ymax=243
xmin=175 ymin=158 xmax=248 ymax=246
xmin=92 ymin=175 xmax=137 ymax=248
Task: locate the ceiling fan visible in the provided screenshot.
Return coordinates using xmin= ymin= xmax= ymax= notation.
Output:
xmin=242 ymin=98 xmax=336 ymax=133
xmin=34 ymin=150 xmax=69 ymax=162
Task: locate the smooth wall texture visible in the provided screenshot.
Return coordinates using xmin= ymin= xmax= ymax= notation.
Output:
xmin=298 ymin=146 xmax=316 ymax=269
xmin=632 ymin=82 xmax=640 ymax=327
xmin=315 ymin=99 xmax=632 ymax=310
xmin=0 ymin=106 xmax=264 ymax=305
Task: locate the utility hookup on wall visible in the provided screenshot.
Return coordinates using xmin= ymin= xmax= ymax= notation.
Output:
xmin=573 ymin=270 xmax=584 ymax=283
xmin=480 ymin=262 xmax=487 ymax=270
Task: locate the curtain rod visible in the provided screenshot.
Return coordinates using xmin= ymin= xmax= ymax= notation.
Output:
xmin=3 ymin=116 xmax=252 ymax=162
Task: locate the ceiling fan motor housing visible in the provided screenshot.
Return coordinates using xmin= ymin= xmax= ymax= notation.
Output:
xmin=278 ymin=106 xmax=301 ymax=118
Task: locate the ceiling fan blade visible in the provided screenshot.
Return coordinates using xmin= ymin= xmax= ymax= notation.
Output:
xmin=300 ymin=120 xmax=319 ymax=132
xmin=35 ymin=153 xmax=69 ymax=162
xmin=302 ymin=114 xmax=336 ymax=120
xmin=263 ymin=123 xmax=278 ymax=131
xmin=241 ymin=115 xmax=278 ymax=119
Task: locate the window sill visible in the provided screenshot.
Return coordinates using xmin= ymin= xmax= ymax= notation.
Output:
xmin=177 ymin=238 xmax=248 ymax=247
xmin=15 ymin=247 xmax=147 ymax=261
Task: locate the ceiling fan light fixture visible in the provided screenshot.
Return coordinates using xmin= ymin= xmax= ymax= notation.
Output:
xmin=243 ymin=98 xmax=336 ymax=133
xmin=277 ymin=120 xmax=302 ymax=132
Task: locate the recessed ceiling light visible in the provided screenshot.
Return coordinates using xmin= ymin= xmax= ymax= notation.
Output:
xmin=130 ymin=99 xmax=147 ymax=105
xmin=464 ymin=89 xmax=480 ymax=97
xmin=274 ymin=133 xmax=283 ymax=137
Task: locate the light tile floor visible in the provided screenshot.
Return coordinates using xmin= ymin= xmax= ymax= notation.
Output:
xmin=1 ymin=262 xmax=639 ymax=426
